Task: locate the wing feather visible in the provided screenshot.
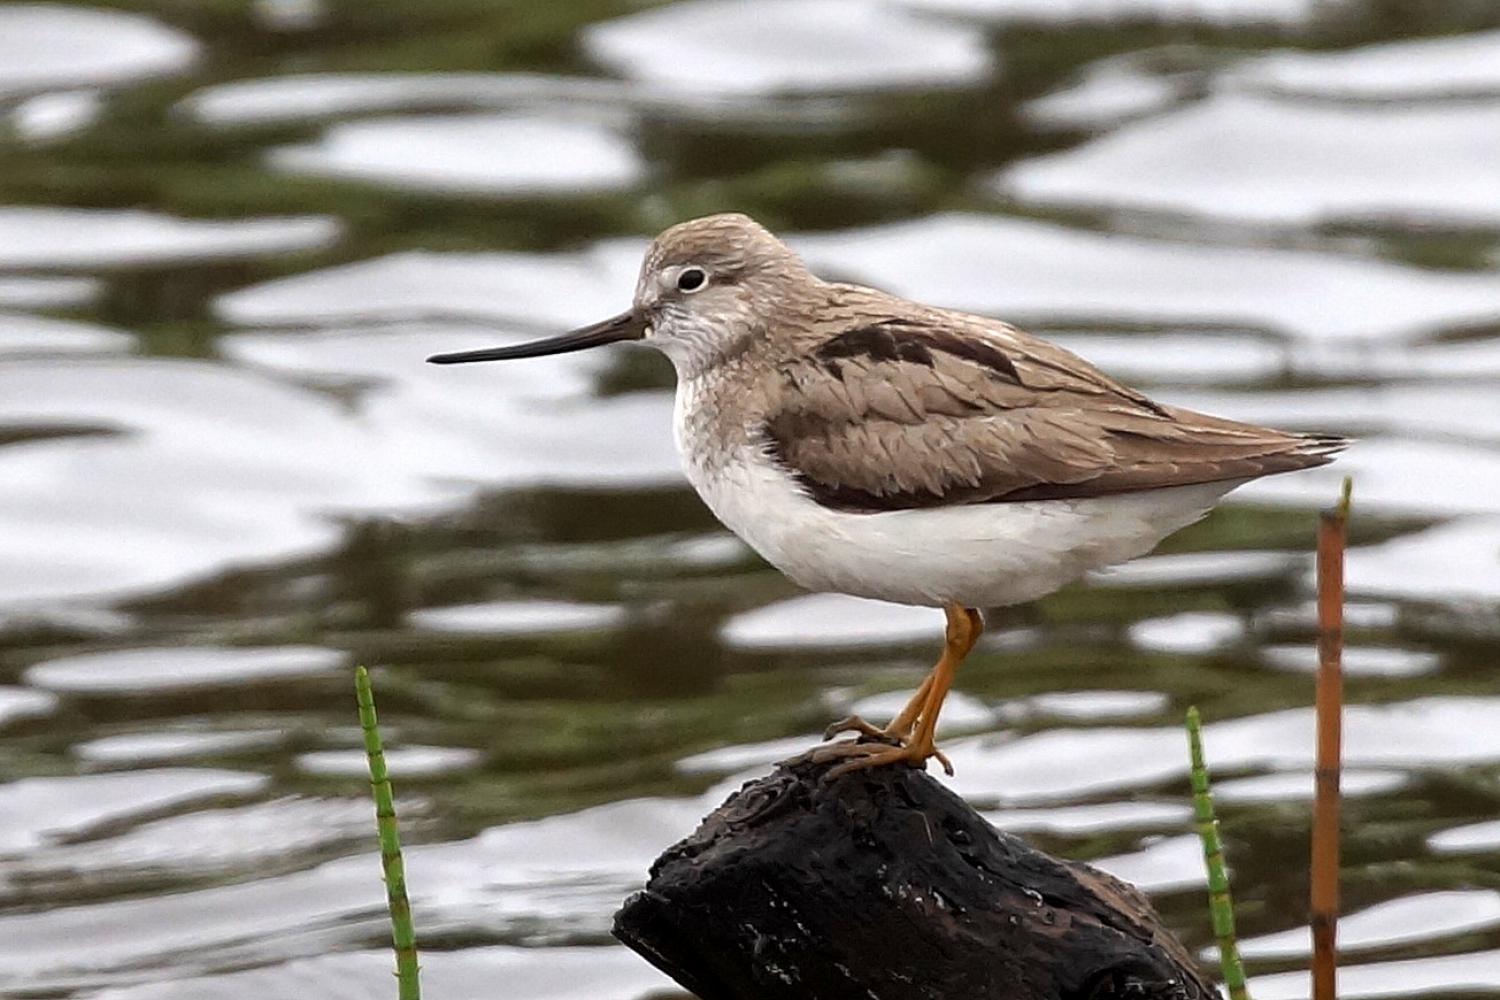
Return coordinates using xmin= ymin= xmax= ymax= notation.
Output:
xmin=763 ymin=305 xmax=1344 ymax=513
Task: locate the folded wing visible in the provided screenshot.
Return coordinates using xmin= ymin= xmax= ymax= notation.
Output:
xmin=764 ymin=309 xmax=1345 ymax=513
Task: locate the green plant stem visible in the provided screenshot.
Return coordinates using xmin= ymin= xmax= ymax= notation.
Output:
xmin=357 ymin=665 xmax=421 ymax=1000
xmin=1187 ymin=706 xmax=1249 ymax=1000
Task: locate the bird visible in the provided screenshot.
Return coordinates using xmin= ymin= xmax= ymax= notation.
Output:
xmin=429 ymin=213 xmax=1345 ymax=778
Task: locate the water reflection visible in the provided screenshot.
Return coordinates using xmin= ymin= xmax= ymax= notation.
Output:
xmin=1227 ymin=29 xmax=1500 ymax=100
xmin=268 ymin=114 xmax=645 ymax=197
xmin=0 ymin=5 xmax=197 ymax=97
xmin=1236 ymin=890 xmax=1500 ymax=958
xmin=0 ymin=207 xmax=340 ymax=269
xmin=2 ymin=2 xmax=1499 ymax=998
xmin=582 ymin=0 xmax=994 ymax=96
xmin=997 ymin=92 xmax=1500 ymax=227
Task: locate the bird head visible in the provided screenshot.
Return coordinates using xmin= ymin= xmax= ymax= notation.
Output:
xmin=427 ymin=212 xmax=815 ymax=378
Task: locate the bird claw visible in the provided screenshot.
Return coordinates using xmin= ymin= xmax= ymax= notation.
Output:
xmin=812 ymin=736 xmax=953 ymax=781
xmin=934 ymin=747 xmax=954 ymax=776
xmin=822 ymin=714 xmax=891 ymax=742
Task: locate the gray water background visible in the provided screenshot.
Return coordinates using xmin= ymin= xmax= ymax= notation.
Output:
xmin=2 ymin=1 xmax=1500 ymax=997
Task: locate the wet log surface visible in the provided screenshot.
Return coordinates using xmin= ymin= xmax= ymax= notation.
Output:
xmin=614 ymin=749 xmax=1215 ymax=1000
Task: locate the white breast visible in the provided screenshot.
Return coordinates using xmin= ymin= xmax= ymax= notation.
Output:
xmin=673 ymin=377 xmax=1242 ymax=608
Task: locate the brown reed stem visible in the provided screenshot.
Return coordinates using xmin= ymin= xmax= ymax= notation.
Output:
xmin=1311 ymin=478 xmax=1350 ymax=1000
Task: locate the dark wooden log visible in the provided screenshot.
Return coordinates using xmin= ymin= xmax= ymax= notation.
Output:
xmin=614 ymin=749 xmax=1216 ymax=1000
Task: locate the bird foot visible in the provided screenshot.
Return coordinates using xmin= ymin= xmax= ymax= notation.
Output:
xmin=822 ymin=714 xmax=899 ymax=742
xmin=811 ymin=735 xmax=953 ymax=780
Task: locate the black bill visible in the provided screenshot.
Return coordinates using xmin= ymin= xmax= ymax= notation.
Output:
xmin=426 ymin=308 xmax=647 ymax=364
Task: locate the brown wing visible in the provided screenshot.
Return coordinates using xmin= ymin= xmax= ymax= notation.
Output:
xmin=763 ymin=307 xmax=1345 ymax=513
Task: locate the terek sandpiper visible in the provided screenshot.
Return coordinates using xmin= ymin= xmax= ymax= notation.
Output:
xmin=430 ymin=213 xmax=1345 ymax=777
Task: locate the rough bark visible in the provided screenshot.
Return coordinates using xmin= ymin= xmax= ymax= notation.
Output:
xmin=614 ymin=749 xmax=1215 ymax=1000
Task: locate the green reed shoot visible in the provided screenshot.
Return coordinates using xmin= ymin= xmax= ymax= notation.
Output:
xmin=356 ymin=666 xmax=421 ymax=1000
xmin=1186 ymin=706 xmax=1249 ymax=1000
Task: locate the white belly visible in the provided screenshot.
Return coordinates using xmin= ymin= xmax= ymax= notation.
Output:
xmin=674 ymin=381 xmax=1242 ymax=608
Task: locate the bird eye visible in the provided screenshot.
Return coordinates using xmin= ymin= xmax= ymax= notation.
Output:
xmin=676 ymin=267 xmax=707 ymax=293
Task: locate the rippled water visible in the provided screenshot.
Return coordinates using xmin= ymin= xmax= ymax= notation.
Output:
xmin=2 ymin=2 xmax=1499 ymax=998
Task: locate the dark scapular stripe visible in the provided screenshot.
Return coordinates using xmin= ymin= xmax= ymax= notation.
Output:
xmin=813 ymin=320 xmax=1021 ymax=383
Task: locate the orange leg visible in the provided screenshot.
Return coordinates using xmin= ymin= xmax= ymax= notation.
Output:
xmin=823 ymin=672 xmax=934 ymax=743
xmin=884 ymin=672 xmax=936 ymax=740
xmin=815 ymin=603 xmax=984 ymax=778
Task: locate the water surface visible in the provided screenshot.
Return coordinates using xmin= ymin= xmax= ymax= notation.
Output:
xmin=2 ymin=2 xmax=1499 ymax=997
